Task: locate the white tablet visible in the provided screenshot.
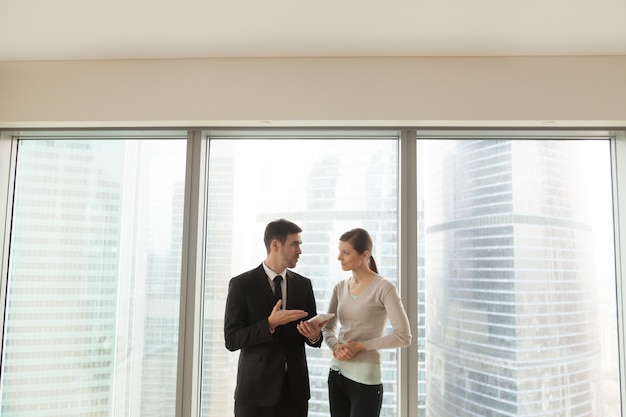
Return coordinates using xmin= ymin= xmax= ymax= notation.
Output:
xmin=307 ymin=313 xmax=335 ymax=324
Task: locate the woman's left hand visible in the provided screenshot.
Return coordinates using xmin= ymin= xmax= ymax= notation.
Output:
xmin=333 ymin=340 xmax=365 ymax=360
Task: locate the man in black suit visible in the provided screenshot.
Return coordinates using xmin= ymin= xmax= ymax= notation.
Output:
xmin=224 ymin=219 xmax=325 ymax=417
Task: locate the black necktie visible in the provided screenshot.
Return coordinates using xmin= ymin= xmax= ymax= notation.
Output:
xmin=274 ymin=275 xmax=283 ymax=306
xmin=273 ymin=275 xmax=286 ymax=349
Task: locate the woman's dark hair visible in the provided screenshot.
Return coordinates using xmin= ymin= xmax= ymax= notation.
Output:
xmin=264 ymin=219 xmax=302 ymax=252
xmin=339 ymin=228 xmax=378 ymax=273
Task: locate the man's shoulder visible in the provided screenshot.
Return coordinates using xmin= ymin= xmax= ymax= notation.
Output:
xmin=231 ymin=264 xmax=265 ymax=281
xmin=286 ymin=270 xmax=311 ymax=283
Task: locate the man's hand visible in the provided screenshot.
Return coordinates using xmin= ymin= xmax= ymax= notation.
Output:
xmin=296 ymin=316 xmax=327 ymax=341
xmin=268 ymin=300 xmax=308 ymax=331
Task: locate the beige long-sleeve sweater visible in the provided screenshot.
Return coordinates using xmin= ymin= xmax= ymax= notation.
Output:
xmin=322 ymin=275 xmax=412 ymax=384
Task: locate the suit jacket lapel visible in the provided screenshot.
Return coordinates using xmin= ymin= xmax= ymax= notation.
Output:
xmin=285 ymin=270 xmax=300 ymax=310
xmin=256 ymin=264 xmax=275 ymax=307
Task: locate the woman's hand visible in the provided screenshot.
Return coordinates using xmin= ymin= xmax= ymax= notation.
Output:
xmin=332 ymin=340 xmax=365 ymax=361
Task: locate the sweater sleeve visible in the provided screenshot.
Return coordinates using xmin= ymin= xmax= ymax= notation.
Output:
xmin=322 ymin=282 xmax=341 ymax=350
xmin=362 ymin=280 xmax=412 ymax=351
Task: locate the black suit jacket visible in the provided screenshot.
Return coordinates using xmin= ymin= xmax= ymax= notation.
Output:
xmin=224 ymin=264 xmax=321 ymax=407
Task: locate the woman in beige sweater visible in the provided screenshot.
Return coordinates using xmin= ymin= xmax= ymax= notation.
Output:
xmin=322 ymin=228 xmax=412 ymax=417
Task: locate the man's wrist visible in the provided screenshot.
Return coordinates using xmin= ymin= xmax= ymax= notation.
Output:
xmin=268 ymin=317 xmax=276 ymax=333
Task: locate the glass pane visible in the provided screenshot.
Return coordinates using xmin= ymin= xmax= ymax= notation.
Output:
xmin=0 ymin=138 xmax=187 ymax=417
xmin=417 ymin=139 xmax=619 ymax=417
xmin=201 ymin=138 xmax=399 ymax=417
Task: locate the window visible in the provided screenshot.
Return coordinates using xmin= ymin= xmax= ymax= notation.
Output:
xmin=417 ymin=137 xmax=619 ymax=417
xmin=201 ymin=134 xmax=400 ymax=417
xmin=0 ymin=134 xmax=187 ymax=417
xmin=0 ymin=129 xmax=623 ymax=417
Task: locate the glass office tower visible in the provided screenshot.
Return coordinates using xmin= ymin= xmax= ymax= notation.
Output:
xmin=1 ymin=139 xmax=185 ymax=417
xmin=1 ymin=141 xmax=126 ymax=416
xmin=422 ymin=140 xmax=616 ymax=416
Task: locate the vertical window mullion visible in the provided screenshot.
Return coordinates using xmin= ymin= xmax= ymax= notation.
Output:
xmin=0 ymin=131 xmax=17 ymax=353
xmin=399 ymin=129 xmax=419 ymax=417
xmin=177 ymin=130 xmax=209 ymax=417
xmin=610 ymin=131 xmax=626 ymax=412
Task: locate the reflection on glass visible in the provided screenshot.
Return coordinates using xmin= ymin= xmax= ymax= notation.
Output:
xmin=417 ymin=140 xmax=619 ymax=417
xmin=201 ymin=138 xmax=399 ymax=417
xmin=0 ymin=138 xmax=186 ymax=417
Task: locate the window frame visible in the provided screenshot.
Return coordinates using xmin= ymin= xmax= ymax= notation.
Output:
xmin=0 ymin=131 xmax=17 ymax=353
xmin=415 ymin=130 xmax=623 ymax=417
xmin=0 ymin=128 xmax=624 ymax=417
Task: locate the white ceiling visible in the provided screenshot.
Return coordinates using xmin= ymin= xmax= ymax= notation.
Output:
xmin=1 ymin=0 xmax=626 ymax=61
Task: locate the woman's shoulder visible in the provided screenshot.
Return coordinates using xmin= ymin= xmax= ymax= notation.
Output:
xmin=374 ymin=274 xmax=394 ymax=285
xmin=373 ymin=275 xmax=400 ymax=293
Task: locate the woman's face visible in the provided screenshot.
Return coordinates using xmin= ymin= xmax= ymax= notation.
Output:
xmin=337 ymin=240 xmax=367 ymax=271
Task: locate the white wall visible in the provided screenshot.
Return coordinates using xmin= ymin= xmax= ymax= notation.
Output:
xmin=1 ymin=56 xmax=625 ymax=128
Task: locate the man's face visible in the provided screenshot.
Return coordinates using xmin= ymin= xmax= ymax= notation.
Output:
xmin=277 ymin=233 xmax=302 ymax=269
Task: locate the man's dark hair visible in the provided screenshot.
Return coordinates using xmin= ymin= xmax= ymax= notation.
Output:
xmin=264 ymin=219 xmax=302 ymax=252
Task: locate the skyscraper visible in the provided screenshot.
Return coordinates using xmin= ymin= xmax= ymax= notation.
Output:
xmin=423 ymin=140 xmax=609 ymax=416
xmin=1 ymin=139 xmax=186 ymax=417
xmin=2 ymin=140 xmax=125 ymax=416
